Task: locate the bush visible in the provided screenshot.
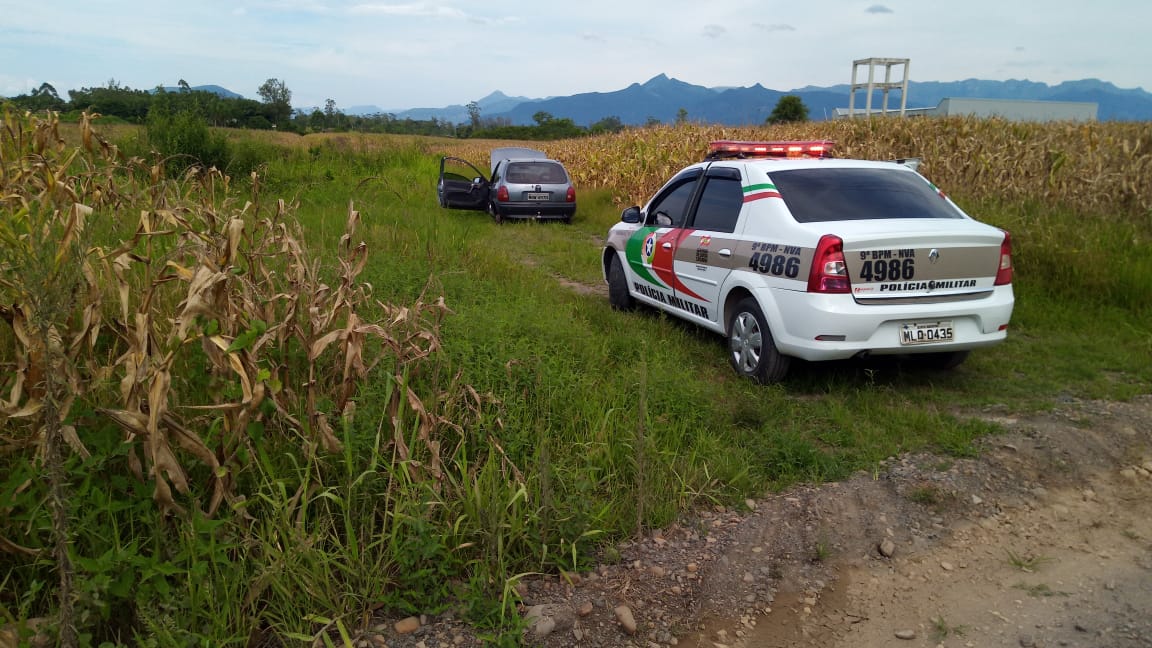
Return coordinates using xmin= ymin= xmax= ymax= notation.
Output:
xmin=146 ymin=93 xmax=232 ymax=176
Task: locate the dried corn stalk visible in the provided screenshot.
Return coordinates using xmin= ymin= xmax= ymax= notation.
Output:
xmin=1 ymin=109 xmax=465 ymax=523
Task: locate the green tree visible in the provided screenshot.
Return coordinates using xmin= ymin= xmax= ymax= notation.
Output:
xmin=466 ymin=101 xmax=481 ymax=129
xmin=146 ymin=91 xmax=233 ymax=174
xmin=309 ymin=109 xmax=326 ymax=132
xmin=198 ymin=92 xmax=224 ymax=126
xmin=529 ymin=112 xmax=581 ymax=139
xmin=257 ymin=78 xmax=291 ymax=105
xmin=589 ymin=116 xmax=625 ymax=135
xmin=257 ymin=78 xmax=293 ymax=127
xmin=7 ymin=82 xmax=66 ymax=112
xmin=68 ymin=82 xmax=152 ymax=122
xmin=767 ymin=95 xmax=809 ymax=125
xmin=676 ymin=107 xmax=688 ymax=124
xmin=35 ymin=82 xmax=61 ymax=102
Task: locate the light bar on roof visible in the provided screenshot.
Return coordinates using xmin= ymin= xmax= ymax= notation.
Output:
xmin=708 ymin=140 xmax=834 ymax=159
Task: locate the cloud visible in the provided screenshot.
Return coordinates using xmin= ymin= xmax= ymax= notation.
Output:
xmin=349 ymin=3 xmax=466 ymax=19
xmin=702 ymin=24 xmax=725 ymax=39
xmin=345 ymin=3 xmax=519 ymax=25
xmin=252 ymin=0 xmax=338 ymax=14
xmin=865 ymin=4 xmax=894 ymax=14
xmin=0 ymin=74 xmax=40 ymax=97
xmin=754 ymin=23 xmax=795 ymax=33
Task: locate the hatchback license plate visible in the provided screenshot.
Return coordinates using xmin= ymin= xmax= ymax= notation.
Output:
xmin=899 ymin=320 xmax=954 ymax=345
xmin=526 ymin=192 xmax=550 ymax=201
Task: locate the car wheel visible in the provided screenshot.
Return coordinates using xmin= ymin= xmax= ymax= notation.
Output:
xmin=728 ymin=297 xmax=789 ymax=383
xmin=488 ymin=202 xmax=503 ymax=225
xmin=913 ymin=350 xmax=970 ymax=370
xmin=607 ymin=254 xmax=634 ymax=311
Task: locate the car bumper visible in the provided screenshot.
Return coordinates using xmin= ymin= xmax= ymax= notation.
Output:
xmin=496 ymin=202 xmax=576 ymax=219
xmin=765 ymin=286 xmax=1015 ymax=361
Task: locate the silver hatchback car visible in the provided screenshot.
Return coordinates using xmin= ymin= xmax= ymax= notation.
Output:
xmin=437 ymin=147 xmax=577 ymax=223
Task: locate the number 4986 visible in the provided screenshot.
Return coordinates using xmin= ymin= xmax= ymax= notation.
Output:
xmin=748 ymin=252 xmax=800 ymax=278
xmin=860 ymin=258 xmax=915 ymax=282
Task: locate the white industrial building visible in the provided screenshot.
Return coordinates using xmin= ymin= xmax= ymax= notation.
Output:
xmin=834 ymin=97 xmax=1098 ymax=121
xmin=838 ymin=57 xmax=1098 ymax=122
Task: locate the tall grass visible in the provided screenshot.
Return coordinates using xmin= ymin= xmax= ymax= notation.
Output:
xmin=2 ymin=109 xmax=1150 ymax=644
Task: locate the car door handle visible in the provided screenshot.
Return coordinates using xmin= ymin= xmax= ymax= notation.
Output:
xmin=718 ymin=248 xmax=732 ymax=257
xmin=662 ymin=243 xmax=673 ymax=250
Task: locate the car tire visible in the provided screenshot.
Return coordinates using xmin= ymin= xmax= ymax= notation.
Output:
xmin=607 ymin=254 xmax=634 ymax=311
xmin=728 ymin=297 xmax=789 ymax=384
xmin=488 ymin=202 xmax=503 ymax=225
xmin=913 ymin=350 xmax=970 ymax=370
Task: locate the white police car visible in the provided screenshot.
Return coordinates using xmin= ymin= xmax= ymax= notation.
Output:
xmin=602 ymin=141 xmax=1014 ymax=383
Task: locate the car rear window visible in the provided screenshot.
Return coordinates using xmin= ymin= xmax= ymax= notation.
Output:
xmin=769 ymin=168 xmax=963 ymax=223
xmin=506 ymin=162 xmax=568 ymax=184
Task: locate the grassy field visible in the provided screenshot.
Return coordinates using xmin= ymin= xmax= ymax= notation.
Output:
xmin=2 ymin=110 xmax=1150 ymax=645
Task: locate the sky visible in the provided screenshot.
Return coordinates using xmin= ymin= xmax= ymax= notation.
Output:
xmin=3 ymin=1 xmax=1149 ymax=112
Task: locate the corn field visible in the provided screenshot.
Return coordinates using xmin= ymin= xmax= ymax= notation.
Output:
xmin=429 ymin=118 xmax=1152 ymax=216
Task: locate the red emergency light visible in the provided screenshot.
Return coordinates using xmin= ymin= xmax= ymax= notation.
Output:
xmin=707 ymin=140 xmax=834 ymax=159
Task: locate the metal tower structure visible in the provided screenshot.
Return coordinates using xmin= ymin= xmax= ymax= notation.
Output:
xmin=848 ymin=58 xmax=910 ymax=118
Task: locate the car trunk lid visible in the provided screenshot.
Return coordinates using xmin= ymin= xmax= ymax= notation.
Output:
xmin=833 ymin=220 xmax=1006 ymax=302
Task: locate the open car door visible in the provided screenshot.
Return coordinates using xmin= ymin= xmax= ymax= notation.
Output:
xmin=438 ymin=157 xmax=489 ymax=211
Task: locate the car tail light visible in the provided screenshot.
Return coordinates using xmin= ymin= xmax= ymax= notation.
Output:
xmin=497 ymin=185 xmax=509 ymax=202
xmin=566 ymin=186 xmax=576 ymax=203
xmin=807 ymin=235 xmax=850 ymax=293
xmin=994 ymin=230 xmax=1013 ymax=285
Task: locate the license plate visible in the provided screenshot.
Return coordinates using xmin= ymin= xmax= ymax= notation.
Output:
xmin=526 ymin=192 xmax=550 ymax=201
xmin=899 ymin=320 xmax=954 ymax=345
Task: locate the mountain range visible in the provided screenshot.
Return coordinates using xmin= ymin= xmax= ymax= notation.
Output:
xmin=346 ymin=75 xmax=1152 ymax=125
xmin=160 ymin=84 xmax=245 ymax=99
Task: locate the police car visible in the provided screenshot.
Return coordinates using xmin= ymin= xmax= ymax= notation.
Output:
xmin=602 ymin=140 xmax=1014 ymax=383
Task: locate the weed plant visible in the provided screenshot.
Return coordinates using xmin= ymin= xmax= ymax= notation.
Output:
xmin=930 ymin=615 xmax=967 ymax=641
xmin=1005 ymin=550 xmax=1055 ymax=572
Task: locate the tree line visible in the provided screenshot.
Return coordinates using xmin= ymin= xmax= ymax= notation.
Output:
xmin=1 ymin=78 xmax=631 ymax=139
xmin=3 ymin=78 xmax=807 ymax=139
xmin=2 ymin=78 xmax=472 ymax=137
xmin=5 ymin=79 xmax=293 ymax=129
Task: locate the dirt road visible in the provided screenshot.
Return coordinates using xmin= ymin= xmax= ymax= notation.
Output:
xmin=669 ymin=396 xmax=1152 ymax=648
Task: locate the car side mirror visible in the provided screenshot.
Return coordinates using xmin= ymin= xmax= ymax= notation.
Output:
xmin=472 ymin=177 xmax=484 ymax=185
xmin=620 ymin=206 xmax=641 ymax=224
